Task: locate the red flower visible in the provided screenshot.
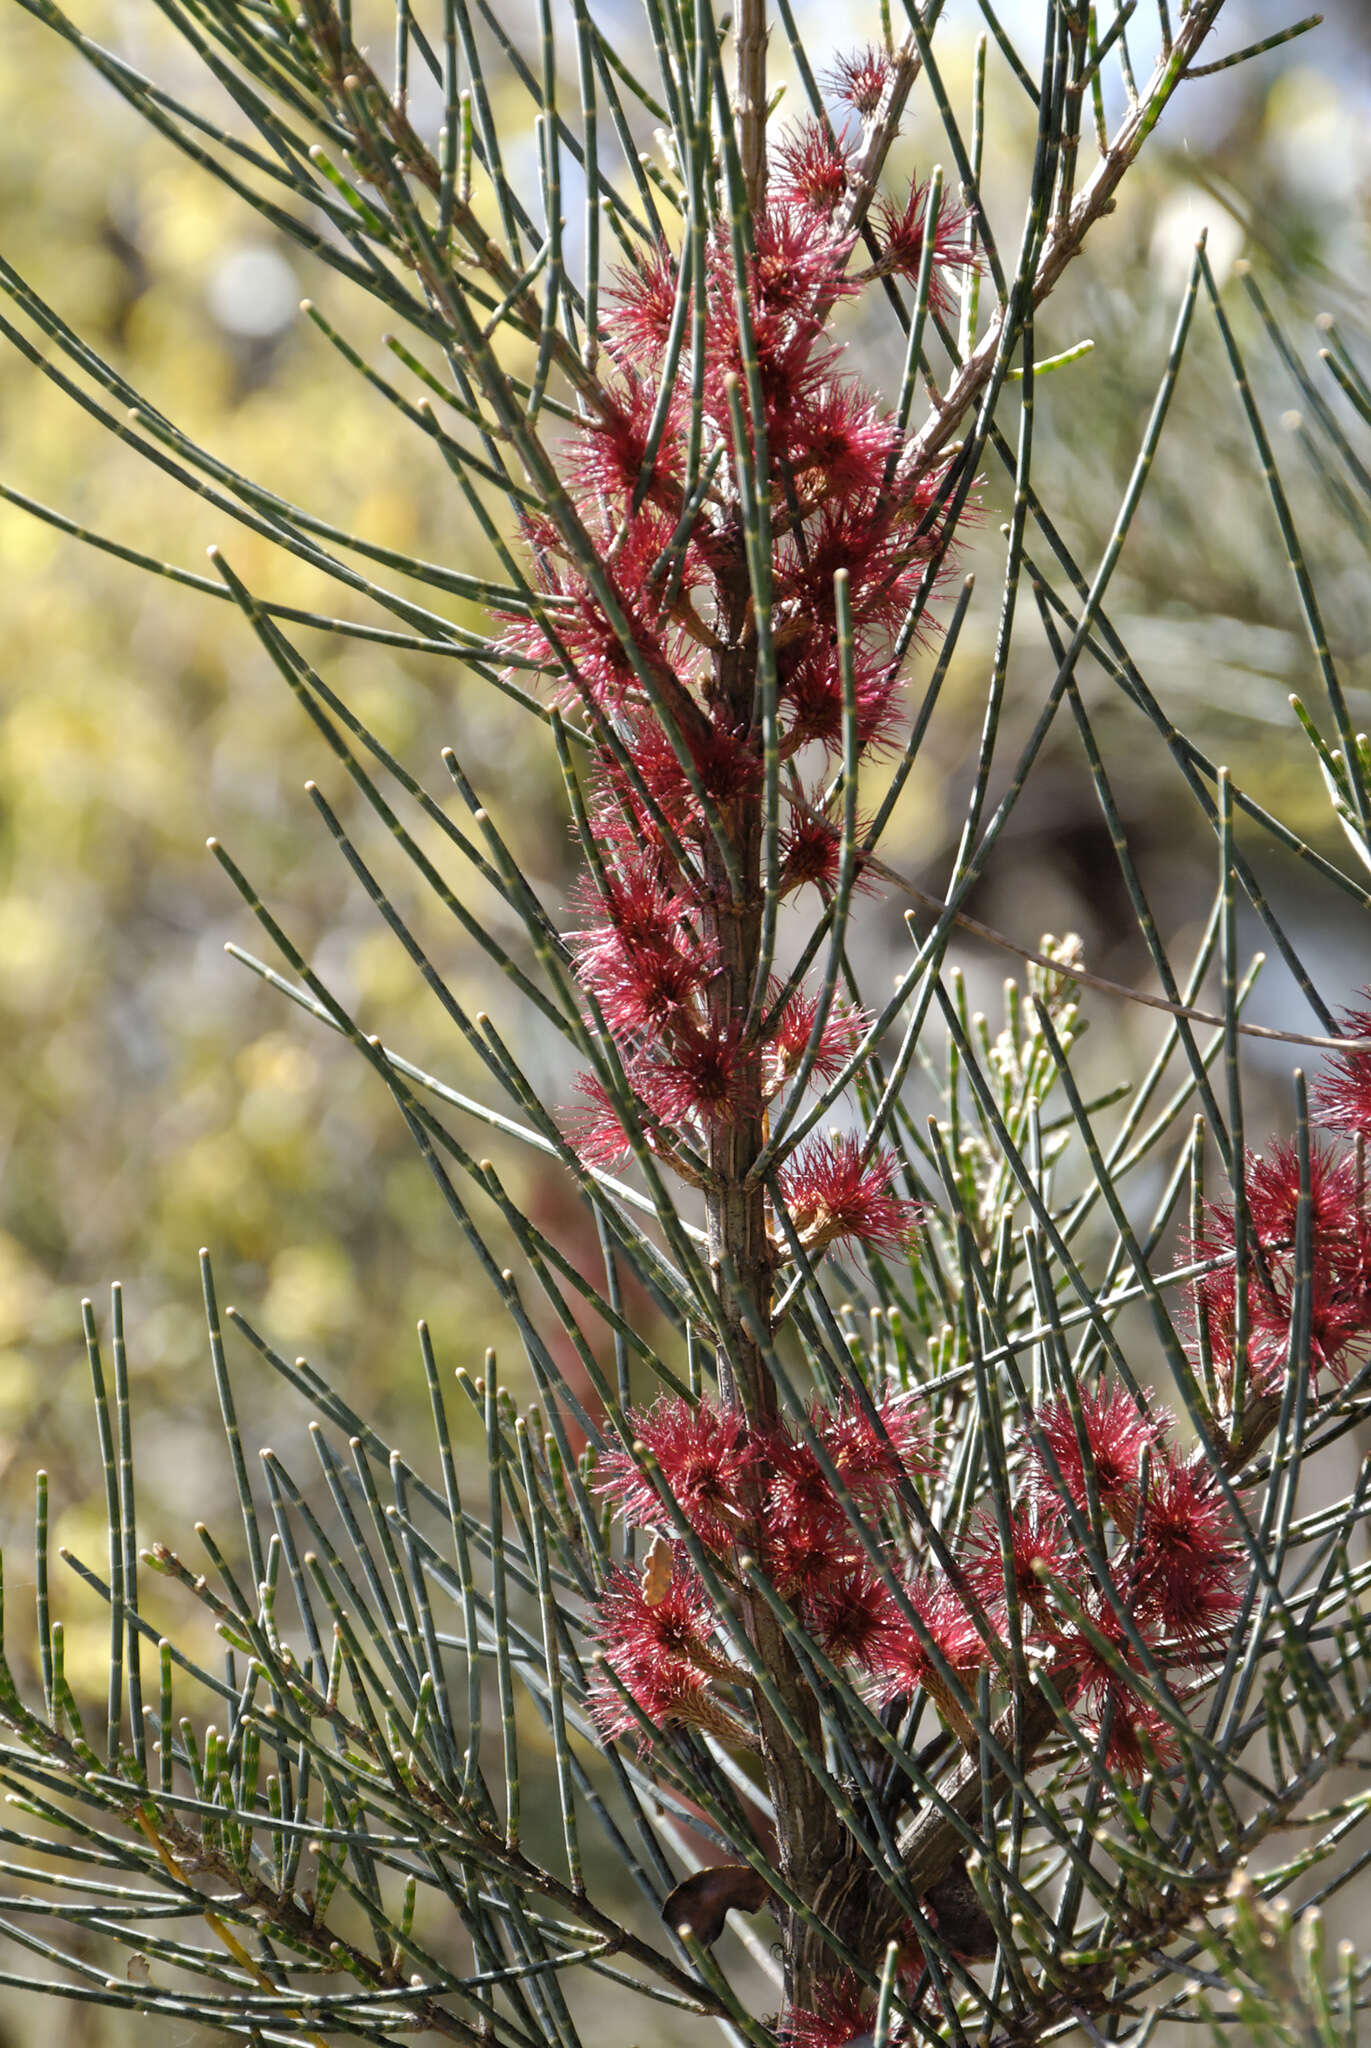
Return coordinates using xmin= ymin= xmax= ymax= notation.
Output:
xmin=566 ymin=376 xmax=684 ymax=508
xmin=873 ymin=184 xmax=976 ymax=313
xmin=783 ymin=497 xmax=944 ymax=645
xmin=762 ymin=1433 xmax=854 ymax=1591
xmin=782 ymin=1973 xmax=874 ymax=2048
xmin=1044 ymin=1589 xmax=1164 ymax=1720
xmin=568 ymin=1041 xmax=744 ymax=1167
xmin=868 ymin=1575 xmax=988 ymax=1704
xmin=782 ymin=380 xmax=901 ymax=497
xmin=1191 ymin=1141 xmax=1371 ymax=1393
xmin=1312 ymin=996 xmax=1371 ymax=1138
xmin=588 ymin=1565 xmax=733 ymax=1740
xmin=963 ymin=1504 xmax=1080 ymax=1624
xmin=778 ymin=655 xmax=904 ymax=760
xmin=603 ymin=241 xmax=682 ymax=368
xmin=1029 ymin=1386 xmax=1168 ymax=1522
xmin=827 ymin=46 xmax=891 ymax=117
xmin=1133 ymin=1452 xmax=1245 ymax=1652
xmin=1081 ymin=1686 xmax=1178 ymax=1785
xmin=778 ymin=1135 xmax=922 ymax=1255
xmin=570 ymin=1061 xmax=702 ymax=1166
xmin=773 ymin=118 xmax=853 ymax=217
xmin=567 ymin=1077 xmax=639 ymax=1168
xmin=571 ymin=865 xmax=714 ymax=1033
xmin=778 ymin=804 xmax=849 ymax=893
xmin=643 ymin=1022 xmax=749 ymax=1128
xmin=766 ymin=990 xmax=868 ymax=1091
xmin=801 ymin=1563 xmax=905 ymax=1666
xmin=596 ymin=1397 xmax=759 ymax=1552
xmin=814 ymin=1388 xmax=929 ymax=1497
xmin=742 ymin=207 xmax=857 ymax=328
xmin=705 ymin=207 xmax=856 ymax=422
xmin=585 ymin=718 xmax=759 ymax=881
xmin=1244 ymin=1138 xmax=1364 ymax=1248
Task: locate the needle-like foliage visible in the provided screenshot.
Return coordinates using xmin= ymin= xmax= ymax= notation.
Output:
xmin=1 ymin=1 xmax=1369 ymax=2044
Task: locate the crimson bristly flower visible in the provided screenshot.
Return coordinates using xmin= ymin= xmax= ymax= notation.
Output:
xmin=762 ymin=1508 xmax=852 ymax=1598
xmin=569 ymin=1058 xmax=716 ymax=1170
xmin=566 ymin=1076 xmax=642 ymax=1168
xmin=1244 ymin=1137 xmax=1364 ymax=1248
xmin=1191 ymin=1139 xmax=1371 ymax=1393
xmin=765 ymin=989 xmax=868 ymax=1092
xmin=778 ymin=803 xmax=847 ymax=893
xmin=873 ymin=183 xmax=975 ymax=311
xmin=827 ymin=45 xmax=892 ymax=117
xmin=570 ymin=865 xmax=713 ymax=1033
xmin=588 ymin=1565 xmax=736 ymax=1740
xmin=642 ymin=1021 xmax=750 ymax=1128
xmin=565 ymin=375 xmax=684 ymax=508
xmin=772 ymin=117 xmax=853 ymax=217
xmin=506 ymin=544 xmax=678 ymax=717
xmin=705 ymin=208 xmax=857 ymax=421
xmin=596 ymin=1396 xmax=758 ymax=1553
xmin=1192 ymin=1255 xmax=1370 ymax=1396
xmin=1044 ymin=1587 xmax=1164 ymax=1723
xmin=778 ymin=651 xmax=904 ymax=758
xmin=762 ymin=1433 xmax=855 ymax=1591
xmin=1029 ymin=1386 xmax=1168 ymax=1523
xmin=586 ymin=723 xmax=757 ymax=878
xmin=569 ymin=1051 xmax=733 ymax=1171
xmin=963 ymin=1503 xmax=1080 ymax=1627
xmin=868 ymin=1574 xmax=989 ymax=1706
xmin=779 ymin=1135 xmax=922 ymax=1257
xmin=784 ymin=498 xmax=938 ymax=649
xmin=815 ymin=1388 xmax=929 ymax=1497
xmin=600 ymin=715 xmax=760 ymax=836
xmin=782 ymin=380 xmax=901 ymax=499
xmin=1311 ymin=995 xmax=1371 ymax=1139
xmin=1132 ymin=1451 xmax=1245 ymax=1653
xmin=782 ymin=1975 xmax=876 ymax=2048
xmin=1083 ymin=1687 xmax=1178 ymax=1785
xmin=800 ymin=1563 xmax=905 ymax=1666
xmin=602 ymin=240 xmax=683 ymax=368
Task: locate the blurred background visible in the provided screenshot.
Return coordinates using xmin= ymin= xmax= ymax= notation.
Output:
xmin=0 ymin=0 xmax=1369 ymax=2037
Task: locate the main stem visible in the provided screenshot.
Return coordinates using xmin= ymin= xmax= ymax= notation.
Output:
xmin=702 ymin=563 xmax=850 ymax=2011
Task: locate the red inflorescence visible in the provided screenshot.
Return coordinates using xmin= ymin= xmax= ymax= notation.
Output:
xmin=1030 ymin=1386 xmax=1168 ymax=1520
xmin=1131 ymin=1452 xmax=1245 ymax=1652
xmin=782 ymin=1978 xmax=875 ymax=2048
xmin=588 ymin=1566 xmax=732 ymax=1740
xmin=589 ymin=1366 xmax=1260 ymax=1787
xmin=827 ymin=45 xmax=893 ymax=117
xmin=1311 ymin=999 xmax=1371 ymax=1138
xmin=779 ymin=1135 xmax=922 ymax=1255
xmin=1189 ymin=1133 xmax=1371 ymax=1396
xmin=596 ymin=1398 xmax=759 ymax=1551
xmin=873 ymin=182 xmax=977 ymax=311
xmin=772 ymin=118 xmax=854 ymax=217
xmin=503 ymin=71 xmax=974 ymax=1267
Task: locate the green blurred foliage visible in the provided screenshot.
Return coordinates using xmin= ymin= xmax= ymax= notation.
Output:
xmin=0 ymin=2 xmax=584 ymax=1574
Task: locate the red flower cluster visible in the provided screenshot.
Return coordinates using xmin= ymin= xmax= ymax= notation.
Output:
xmin=1190 ymin=998 xmax=1371 ymax=1397
xmin=590 ymin=1382 xmax=1248 ymax=1789
xmin=592 ymin=1391 xmax=938 ymax=1717
xmin=966 ymin=1385 xmax=1246 ymax=1778
xmin=503 ymin=59 xmax=973 ymax=1263
xmin=586 ymin=1566 xmax=741 ymax=1742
